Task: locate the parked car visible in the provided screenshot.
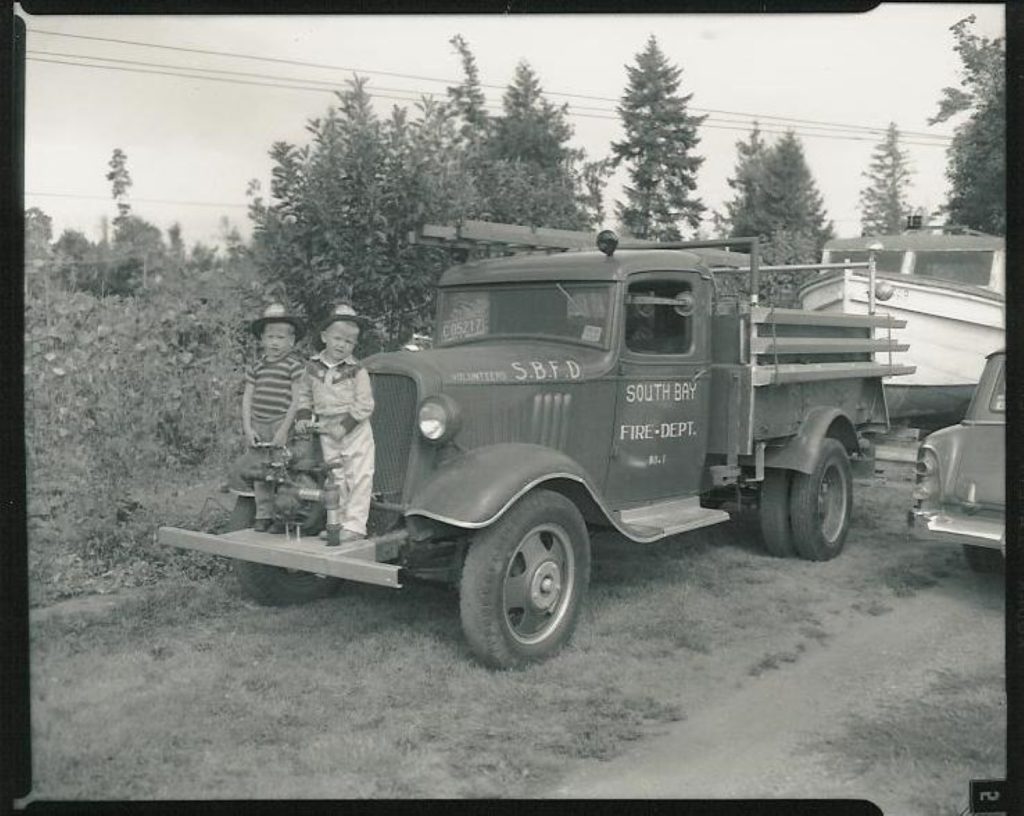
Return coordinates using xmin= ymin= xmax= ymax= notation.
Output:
xmin=909 ymin=349 xmax=1005 ymax=571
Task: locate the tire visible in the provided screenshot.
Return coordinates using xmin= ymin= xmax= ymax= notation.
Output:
xmin=226 ymin=497 xmax=341 ymax=606
xmin=963 ymin=545 xmax=1003 ymax=573
xmin=459 ymin=490 xmax=590 ymax=669
xmin=235 ymin=561 xmax=341 ymax=606
xmin=789 ymin=439 xmax=852 ymax=561
xmin=759 ymin=469 xmax=796 ymax=557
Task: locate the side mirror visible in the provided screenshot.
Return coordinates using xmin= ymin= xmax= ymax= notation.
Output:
xmin=673 ymin=292 xmax=696 ymax=317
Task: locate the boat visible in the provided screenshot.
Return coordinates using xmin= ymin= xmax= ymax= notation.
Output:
xmin=797 ymin=225 xmax=1005 ymax=429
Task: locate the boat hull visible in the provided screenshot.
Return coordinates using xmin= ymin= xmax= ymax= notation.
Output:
xmin=798 ymin=271 xmax=1004 ymax=426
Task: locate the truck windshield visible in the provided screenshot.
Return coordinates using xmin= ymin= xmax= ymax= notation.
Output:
xmin=437 ymin=283 xmax=613 ymax=348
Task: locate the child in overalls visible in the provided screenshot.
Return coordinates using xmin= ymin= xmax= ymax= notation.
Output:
xmin=295 ymin=304 xmax=375 ymax=545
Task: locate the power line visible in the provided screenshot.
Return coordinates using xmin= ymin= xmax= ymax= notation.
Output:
xmin=27 ymin=48 xmax=953 ymax=145
xmin=26 ymin=190 xmax=250 ymax=209
xmin=27 ymin=27 xmax=954 ymax=142
xmin=28 ymin=53 xmax=953 ymax=148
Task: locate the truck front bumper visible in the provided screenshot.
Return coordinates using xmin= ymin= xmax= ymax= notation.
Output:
xmin=157 ymin=526 xmax=405 ymax=587
xmin=908 ymin=509 xmax=1005 ymax=555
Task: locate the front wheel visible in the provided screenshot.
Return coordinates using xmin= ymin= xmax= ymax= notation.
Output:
xmin=459 ymin=490 xmax=590 ymax=669
xmin=225 ymin=496 xmax=341 ymax=605
xmin=789 ymin=439 xmax=853 ymax=561
xmin=235 ymin=562 xmax=341 ymax=606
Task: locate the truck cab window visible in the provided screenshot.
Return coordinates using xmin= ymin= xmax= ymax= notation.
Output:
xmin=625 ymin=281 xmax=694 ymax=355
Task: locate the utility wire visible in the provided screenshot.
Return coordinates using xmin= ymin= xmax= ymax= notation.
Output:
xmin=28 ymin=53 xmax=954 ymax=148
xmin=27 ymin=48 xmax=953 ymax=144
xmin=26 ymin=190 xmax=251 ymax=208
xmin=27 ymin=27 xmax=954 ymax=142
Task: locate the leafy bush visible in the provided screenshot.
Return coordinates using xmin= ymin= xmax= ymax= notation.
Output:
xmin=25 ymin=261 xmax=268 ymax=597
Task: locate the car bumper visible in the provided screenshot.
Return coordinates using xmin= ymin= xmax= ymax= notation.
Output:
xmin=908 ymin=509 xmax=1005 ymax=554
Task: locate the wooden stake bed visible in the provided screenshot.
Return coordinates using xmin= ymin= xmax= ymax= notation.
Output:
xmin=157 ymin=526 xmax=405 ymax=588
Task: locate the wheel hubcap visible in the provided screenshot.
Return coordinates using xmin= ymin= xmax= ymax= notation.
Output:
xmin=818 ymin=464 xmax=847 ymax=543
xmin=502 ymin=524 xmax=575 ymax=645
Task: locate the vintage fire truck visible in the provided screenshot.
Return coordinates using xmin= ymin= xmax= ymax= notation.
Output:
xmin=159 ymin=224 xmax=912 ymax=668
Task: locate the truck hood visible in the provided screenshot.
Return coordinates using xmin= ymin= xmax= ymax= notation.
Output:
xmin=363 ymin=342 xmax=613 ymax=389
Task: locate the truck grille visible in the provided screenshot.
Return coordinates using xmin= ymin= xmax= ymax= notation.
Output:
xmin=369 ymin=373 xmax=417 ymax=501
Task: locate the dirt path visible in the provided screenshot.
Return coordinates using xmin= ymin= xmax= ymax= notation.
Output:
xmin=549 ymin=574 xmax=1004 ymax=810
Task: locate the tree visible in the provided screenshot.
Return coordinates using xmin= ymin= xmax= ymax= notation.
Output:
xmin=858 ymin=122 xmax=914 ymax=236
xmin=721 ymin=129 xmax=832 ymax=260
xmin=249 ymin=78 xmax=463 ymax=348
xmin=443 ymin=40 xmax=602 ymax=230
xmin=446 ymin=35 xmax=490 ymax=149
xmin=717 ymin=124 xmax=768 ymax=238
xmin=717 ymin=129 xmax=833 ymax=304
xmin=106 ymin=148 xmax=133 ymax=224
xmin=25 ymin=207 xmax=53 ymax=263
xmin=488 ymin=61 xmax=573 ymax=168
xmin=929 ymin=15 xmax=1005 ymax=235
xmin=611 ymin=36 xmax=706 ymax=240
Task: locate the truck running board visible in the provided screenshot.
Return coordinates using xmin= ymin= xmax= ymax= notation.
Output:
xmin=616 ymin=497 xmax=730 ymax=539
xmin=157 ymin=526 xmax=405 ymax=588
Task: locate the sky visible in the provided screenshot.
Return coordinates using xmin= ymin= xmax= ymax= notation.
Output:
xmin=20 ymin=4 xmax=1005 ymax=249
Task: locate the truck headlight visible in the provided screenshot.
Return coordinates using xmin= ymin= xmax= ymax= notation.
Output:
xmin=417 ymin=395 xmax=461 ymax=443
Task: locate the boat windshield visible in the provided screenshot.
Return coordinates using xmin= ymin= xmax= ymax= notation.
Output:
xmin=912 ymin=251 xmax=993 ymax=287
xmin=825 ymin=249 xmax=904 ymax=273
xmin=437 ymin=282 xmax=613 ymax=348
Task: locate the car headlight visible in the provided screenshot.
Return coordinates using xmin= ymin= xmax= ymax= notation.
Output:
xmin=417 ymin=395 xmax=461 ymax=444
xmin=912 ymin=448 xmax=941 ymax=502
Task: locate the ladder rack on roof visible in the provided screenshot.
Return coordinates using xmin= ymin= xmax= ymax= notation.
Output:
xmin=409 ymin=220 xmax=662 ymax=253
xmin=411 ymin=221 xmax=885 ymax=309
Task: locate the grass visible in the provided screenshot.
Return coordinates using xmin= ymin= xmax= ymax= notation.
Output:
xmin=27 ymin=459 xmax=1002 ymax=799
xmin=812 ymin=664 xmax=1006 ymax=815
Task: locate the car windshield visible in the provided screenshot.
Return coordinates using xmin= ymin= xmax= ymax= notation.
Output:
xmin=437 ymin=283 xmax=613 ymax=348
xmin=989 ymin=361 xmax=1005 ymax=413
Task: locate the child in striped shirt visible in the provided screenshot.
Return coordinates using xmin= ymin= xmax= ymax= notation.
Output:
xmin=243 ymin=303 xmax=306 ymax=531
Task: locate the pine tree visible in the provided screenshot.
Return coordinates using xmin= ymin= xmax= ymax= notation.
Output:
xmin=718 ymin=124 xmax=767 ymax=238
xmin=858 ymin=123 xmax=913 ymax=236
xmin=106 ymin=148 xmax=132 ymax=224
xmin=446 ymin=35 xmax=489 ymax=148
xmin=929 ymin=15 xmax=1005 ymax=234
xmin=488 ymin=61 xmax=574 ymax=168
xmin=611 ymin=36 xmax=706 ymax=240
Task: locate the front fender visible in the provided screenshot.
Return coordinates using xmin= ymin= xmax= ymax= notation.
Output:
xmin=763 ymin=407 xmax=858 ymax=475
xmin=407 ymin=443 xmax=599 ymax=529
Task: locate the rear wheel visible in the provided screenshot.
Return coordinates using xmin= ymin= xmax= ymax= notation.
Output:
xmin=225 ymin=496 xmax=341 ymax=606
xmin=759 ymin=469 xmax=796 ymax=557
xmin=790 ymin=439 xmax=852 ymax=561
xmin=460 ymin=490 xmax=590 ymax=669
xmin=962 ymin=545 xmax=1003 ymax=573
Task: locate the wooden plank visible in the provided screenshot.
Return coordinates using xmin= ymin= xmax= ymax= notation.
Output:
xmin=751 ymin=306 xmax=906 ymax=329
xmin=751 ymin=337 xmax=910 ymax=354
xmin=457 ymin=220 xmax=598 ymax=249
xmin=420 ymin=224 xmax=458 ymax=240
xmin=157 ymin=526 xmax=403 ymax=588
xmin=751 ymin=362 xmax=916 ymax=386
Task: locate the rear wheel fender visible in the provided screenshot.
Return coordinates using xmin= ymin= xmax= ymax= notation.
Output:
xmin=763 ymin=407 xmax=857 ymax=476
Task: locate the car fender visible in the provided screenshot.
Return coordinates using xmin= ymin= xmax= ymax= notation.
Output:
xmin=763 ymin=407 xmax=858 ymax=475
xmin=406 ymin=443 xmax=603 ymax=529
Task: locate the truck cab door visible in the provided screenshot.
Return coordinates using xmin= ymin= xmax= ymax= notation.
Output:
xmin=604 ymin=272 xmax=711 ymax=507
